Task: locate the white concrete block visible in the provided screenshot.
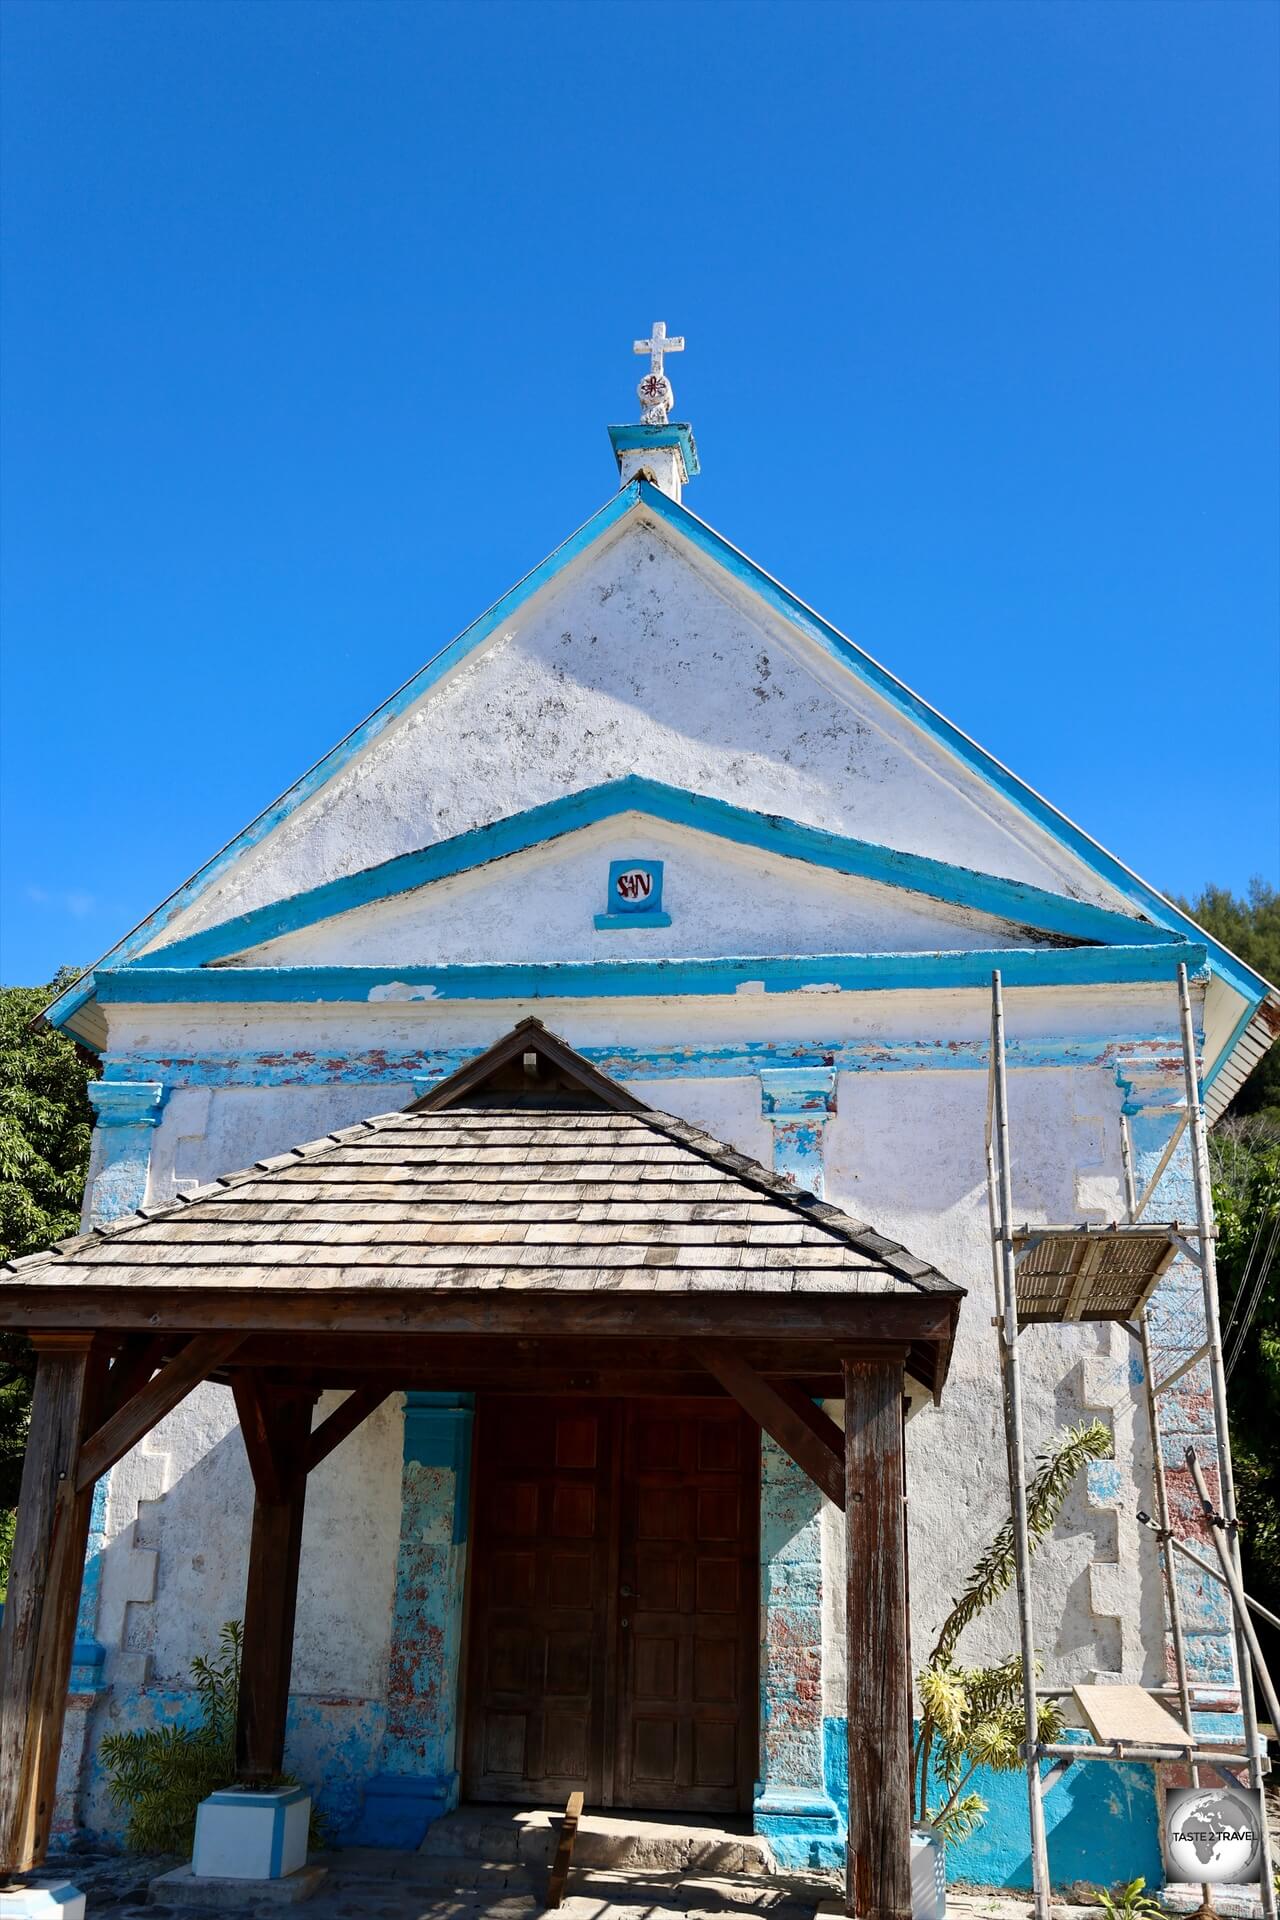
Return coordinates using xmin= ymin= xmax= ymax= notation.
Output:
xmin=192 ymin=1785 xmax=310 ymax=1881
xmin=911 ymin=1827 xmax=946 ymax=1920
xmin=0 ymin=1885 xmax=86 ymax=1920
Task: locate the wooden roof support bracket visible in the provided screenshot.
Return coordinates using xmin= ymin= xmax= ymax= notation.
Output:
xmin=698 ymin=1343 xmax=845 ymax=1509
xmin=76 ymin=1331 xmax=248 ymax=1493
xmin=306 ymin=1384 xmax=394 ymax=1475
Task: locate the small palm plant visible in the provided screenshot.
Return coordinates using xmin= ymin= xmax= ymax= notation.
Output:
xmin=1086 ymin=1877 xmax=1168 ymax=1920
xmin=99 ymin=1620 xmax=325 ymax=1855
xmin=913 ymin=1419 xmax=1114 ymax=1840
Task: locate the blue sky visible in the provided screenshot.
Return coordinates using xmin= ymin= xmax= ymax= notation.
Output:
xmin=2 ymin=0 xmax=1277 ymax=985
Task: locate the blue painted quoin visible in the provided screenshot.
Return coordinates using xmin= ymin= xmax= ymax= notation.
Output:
xmin=349 ymin=1393 xmax=474 ymax=1848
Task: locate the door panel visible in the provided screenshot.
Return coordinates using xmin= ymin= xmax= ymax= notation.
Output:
xmin=464 ymin=1397 xmax=614 ymax=1805
xmin=615 ymin=1400 xmax=758 ymax=1813
xmin=465 ymin=1395 xmax=757 ymax=1813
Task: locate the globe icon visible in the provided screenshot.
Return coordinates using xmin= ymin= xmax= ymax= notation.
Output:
xmin=1165 ymin=1788 xmax=1261 ymax=1882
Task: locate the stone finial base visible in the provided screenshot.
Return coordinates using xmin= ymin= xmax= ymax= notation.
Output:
xmin=148 ymin=1863 xmax=327 ymax=1908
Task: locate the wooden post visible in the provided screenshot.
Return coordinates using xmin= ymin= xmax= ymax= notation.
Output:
xmin=843 ymin=1353 xmax=912 ymax=1920
xmin=0 ymin=1333 xmax=98 ymax=1873
xmin=234 ymin=1390 xmax=313 ymax=1779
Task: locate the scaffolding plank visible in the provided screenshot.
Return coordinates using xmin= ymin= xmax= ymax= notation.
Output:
xmin=1072 ymin=1684 xmax=1190 ymax=1747
xmin=1012 ymin=1227 xmax=1179 ymax=1323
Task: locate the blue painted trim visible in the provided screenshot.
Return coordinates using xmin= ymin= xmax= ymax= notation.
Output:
xmin=103 ymin=1030 xmax=1185 ymax=1089
xmin=402 ymin=1392 xmax=474 ymax=1546
xmin=128 ymin=778 xmax=1177 ymax=971
xmin=760 ymin=1068 xmax=838 ymax=1116
xmin=593 ymin=911 xmax=672 ymax=930
xmin=608 ymin=421 xmax=700 ymax=476
xmin=96 ymin=943 xmax=1209 ymax=1007
xmin=87 ymin=1081 xmax=165 ymax=1127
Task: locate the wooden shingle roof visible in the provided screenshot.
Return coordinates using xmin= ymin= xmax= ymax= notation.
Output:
xmin=3 ymin=1102 xmax=957 ymax=1300
xmin=3 ymin=1022 xmax=961 ymax=1308
xmin=0 ymin=1029 xmax=959 ymax=1390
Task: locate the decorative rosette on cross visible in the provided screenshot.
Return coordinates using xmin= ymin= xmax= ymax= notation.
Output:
xmin=637 ymin=370 xmax=675 ymax=424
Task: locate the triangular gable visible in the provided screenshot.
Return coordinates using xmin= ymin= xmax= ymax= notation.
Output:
xmin=131 ymin=778 xmax=1180 ymax=974
xmin=44 ymin=480 xmax=1274 ymax=1087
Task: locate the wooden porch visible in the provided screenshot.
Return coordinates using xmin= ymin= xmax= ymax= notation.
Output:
xmin=0 ymin=1020 xmax=963 ymax=1920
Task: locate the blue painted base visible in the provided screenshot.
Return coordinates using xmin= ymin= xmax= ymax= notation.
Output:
xmin=345 ymin=1770 xmax=459 ymax=1849
xmin=820 ymin=1719 xmax=1165 ymax=1891
xmin=753 ymin=1785 xmax=844 ymax=1872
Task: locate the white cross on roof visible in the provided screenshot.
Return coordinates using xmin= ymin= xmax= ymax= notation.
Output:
xmin=633 ymin=321 xmax=685 ymax=424
xmin=633 ymin=321 xmax=685 ymax=380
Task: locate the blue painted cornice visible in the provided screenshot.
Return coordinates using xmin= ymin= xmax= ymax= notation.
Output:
xmin=608 ymin=421 xmax=700 ymax=476
xmin=131 ymin=777 xmax=1177 ymax=971
xmin=95 ymin=942 xmax=1210 ymax=1007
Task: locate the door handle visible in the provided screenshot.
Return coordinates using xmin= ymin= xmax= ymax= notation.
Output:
xmin=620 ymin=1584 xmax=634 ymax=1597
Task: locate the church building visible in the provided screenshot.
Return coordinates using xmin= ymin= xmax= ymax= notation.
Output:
xmin=2 ymin=327 xmax=1276 ymax=1914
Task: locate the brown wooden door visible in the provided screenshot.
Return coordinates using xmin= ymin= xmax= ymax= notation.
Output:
xmin=614 ymin=1399 xmax=759 ymax=1813
xmin=463 ymin=1396 xmax=616 ymax=1805
xmin=465 ymin=1395 xmax=757 ymax=1813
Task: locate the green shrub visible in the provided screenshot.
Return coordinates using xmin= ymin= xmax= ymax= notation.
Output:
xmin=99 ymin=1620 xmax=325 ymax=1854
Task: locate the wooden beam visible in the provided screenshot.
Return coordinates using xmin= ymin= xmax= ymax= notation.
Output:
xmin=101 ymin=1333 xmax=168 ymax=1420
xmin=76 ymin=1331 xmax=247 ymax=1491
xmin=0 ymin=1333 xmax=97 ymax=1872
xmin=235 ymin=1394 xmax=311 ymax=1779
xmin=545 ymin=1789 xmax=584 ymax=1908
xmin=771 ymin=1377 xmax=847 ymax=1458
xmin=700 ymin=1345 xmax=844 ymax=1509
xmin=3 ymin=1287 xmax=956 ymax=1346
xmin=306 ymin=1385 xmax=392 ymax=1474
xmin=843 ymin=1354 xmax=912 ymax=1920
xmin=231 ymin=1372 xmax=290 ymax=1504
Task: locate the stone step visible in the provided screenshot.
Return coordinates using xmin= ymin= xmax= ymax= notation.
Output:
xmin=419 ymin=1806 xmax=775 ymax=1877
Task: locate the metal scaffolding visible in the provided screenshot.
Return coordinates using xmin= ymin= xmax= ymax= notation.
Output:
xmin=986 ymin=962 xmax=1277 ymax=1920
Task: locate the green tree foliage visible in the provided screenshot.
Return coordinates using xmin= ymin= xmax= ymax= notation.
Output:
xmin=1211 ymin=1117 xmax=1280 ymax=1687
xmin=1175 ymin=878 xmax=1280 ymax=1693
xmin=0 ymin=969 xmax=96 ymax=1521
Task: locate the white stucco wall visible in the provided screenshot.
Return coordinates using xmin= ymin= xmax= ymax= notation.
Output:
xmin=147 ymin=512 xmax=1134 ymax=952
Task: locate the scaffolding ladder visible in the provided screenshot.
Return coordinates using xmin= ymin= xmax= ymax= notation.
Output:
xmin=986 ymin=962 xmax=1277 ymax=1920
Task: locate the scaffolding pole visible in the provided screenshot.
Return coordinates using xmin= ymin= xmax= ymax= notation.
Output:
xmin=986 ymin=971 xmax=1052 ymax=1920
xmin=1175 ymin=963 xmax=1277 ymax=1920
xmin=988 ymin=965 xmax=1277 ymax=1917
